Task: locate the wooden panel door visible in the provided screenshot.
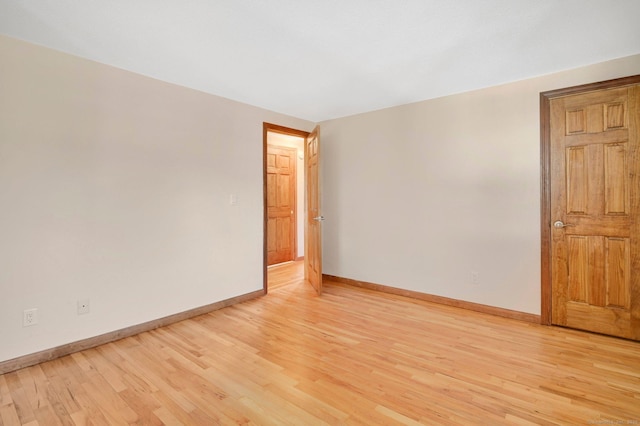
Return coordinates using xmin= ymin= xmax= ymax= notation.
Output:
xmin=266 ymin=145 xmax=296 ymax=266
xmin=305 ymin=126 xmax=322 ymax=295
xmin=550 ymin=84 xmax=640 ymax=340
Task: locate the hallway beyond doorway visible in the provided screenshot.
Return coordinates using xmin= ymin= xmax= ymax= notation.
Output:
xmin=267 ymin=260 xmax=304 ymax=291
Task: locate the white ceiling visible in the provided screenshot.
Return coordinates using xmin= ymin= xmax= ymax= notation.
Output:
xmin=1 ymin=1 xmax=640 ymax=122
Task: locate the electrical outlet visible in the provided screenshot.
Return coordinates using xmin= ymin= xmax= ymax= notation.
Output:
xmin=77 ymin=299 xmax=90 ymax=315
xmin=23 ymin=308 xmax=38 ymax=327
xmin=471 ymin=271 xmax=480 ymax=286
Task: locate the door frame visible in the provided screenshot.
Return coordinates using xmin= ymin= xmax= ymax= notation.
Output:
xmin=263 ymin=123 xmax=310 ymax=293
xmin=539 ymin=74 xmax=640 ymax=325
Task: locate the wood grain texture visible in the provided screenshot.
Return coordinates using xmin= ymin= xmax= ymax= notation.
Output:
xmin=629 ymin=86 xmax=640 ymax=340
xmin=305 ymin=125 xmax=322 ymax=295
xmin=268 ymin=259 xmax=304 ymax=291
xmin=540 ymin=75 xmax=640 ymax=326
xmin=267 ymin=144 xmax=297 ymax=265
xmin=324 ymin=274 xmax=541 ymax=324
xmin=549 ymin=84 xmax=638 ymax=339
xmin=0 ymin=290 xmax=263 ymax=376
xmin=1 ymin=262 xmax=639 ymax=424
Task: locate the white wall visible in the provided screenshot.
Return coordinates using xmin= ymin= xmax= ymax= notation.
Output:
xmin=266 ymin=133 xmax=305 ymax=259
xmin=3 ymin=34 xmax=639 ymax=365
xmin=0 ymin=35 xmax=314 ymax=362
xmin=320 ymin=54 xmax=640 ymax=315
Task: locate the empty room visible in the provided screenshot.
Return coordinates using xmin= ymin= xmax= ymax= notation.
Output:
xmin=1 ymin=1 xmax=640 ymax=424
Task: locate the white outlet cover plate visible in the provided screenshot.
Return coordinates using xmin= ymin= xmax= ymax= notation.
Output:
xmin=23 ymin=308 xmax=38 ymax=326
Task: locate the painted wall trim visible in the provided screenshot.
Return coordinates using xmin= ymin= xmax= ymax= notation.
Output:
xmin=324 ymin=274 xmax=541 ymax=324
xmin=0 ymin=290 xmax=264 ymax=375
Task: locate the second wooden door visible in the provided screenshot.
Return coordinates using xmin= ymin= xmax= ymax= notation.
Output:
xmin=549 ymin=83 xmax=640 ymax=340
xmin=267 ymin=144 xmax=297 ymax=266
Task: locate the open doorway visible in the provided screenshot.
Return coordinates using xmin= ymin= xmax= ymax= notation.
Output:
xmin=263 ymin=123 xmax=309 ymax=292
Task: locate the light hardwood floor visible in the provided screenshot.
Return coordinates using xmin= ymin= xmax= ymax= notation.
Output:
xmin=1 ymin=261 xmax=639 ymax=425
xmin=267 ymin=260 xmax=304 ymax=291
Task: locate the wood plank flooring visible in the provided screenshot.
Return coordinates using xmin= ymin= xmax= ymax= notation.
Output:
xmin=267 ymin=260 xmax=304 ymax=291
xmin=1 ymin=261 xmax=639 ymax=425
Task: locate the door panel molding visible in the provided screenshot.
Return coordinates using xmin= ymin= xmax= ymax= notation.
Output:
xmin=267 ymin=144 xmax=297 ymax=265
xmin=305 ymin=126 xmax=322 ymax=295
xmin=540 ymin=75 xmax=640 ymax=326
